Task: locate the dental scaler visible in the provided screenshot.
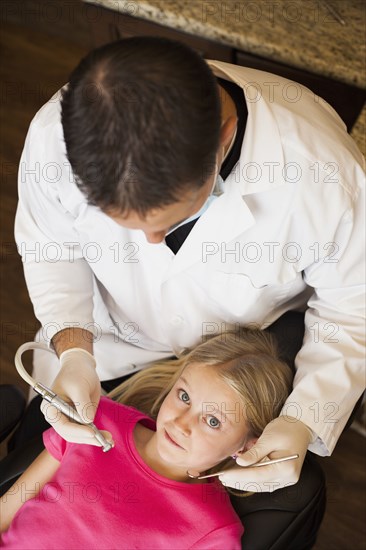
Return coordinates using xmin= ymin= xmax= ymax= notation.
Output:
xmin=14 ymin=342 xmax=113 ymax=452
xmin=187 ymin=454 xmax=299 ymax=479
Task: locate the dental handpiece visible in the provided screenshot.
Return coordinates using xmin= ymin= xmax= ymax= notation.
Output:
xmin=15 ymin=342 xmax=113 ymax=452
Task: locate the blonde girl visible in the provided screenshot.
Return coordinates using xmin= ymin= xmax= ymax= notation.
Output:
xmin=1 ymin=327 xmax=291 ymax=549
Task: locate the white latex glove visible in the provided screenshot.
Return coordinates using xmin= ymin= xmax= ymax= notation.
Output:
xmin=40 ymin=348 xmax=113 ymax=447
xmin=219 ymin=416 xmax=314 ymax=492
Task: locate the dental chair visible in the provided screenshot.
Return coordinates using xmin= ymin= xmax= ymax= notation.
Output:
xmin=4 ymin=311 xmax=356 ymax=549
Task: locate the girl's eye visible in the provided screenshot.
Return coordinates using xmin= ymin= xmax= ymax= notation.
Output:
xmin=178 ymin=389 xmax=190 ymax=403
xmin=207 ymin=416 xmax=221 ymax=429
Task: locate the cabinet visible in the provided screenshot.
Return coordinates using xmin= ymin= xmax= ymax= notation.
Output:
xmin=85 ymin=4 xmax=365 ymax=131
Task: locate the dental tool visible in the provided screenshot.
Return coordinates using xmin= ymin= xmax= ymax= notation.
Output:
xmin=187 ymin=454 xmax=299 ymax=479
xmin=14 ymin=342 xmax=113 ymax=452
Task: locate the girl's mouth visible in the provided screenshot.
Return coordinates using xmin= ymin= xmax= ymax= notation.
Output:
xmin=164 ymin=429 xmax=185 ymax=450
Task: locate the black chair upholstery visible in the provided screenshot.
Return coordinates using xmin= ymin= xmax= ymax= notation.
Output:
xmin=231 ymin=452 xmax=326 ymax=550
xmin=0 ymin=385 xmax=26 ymax=441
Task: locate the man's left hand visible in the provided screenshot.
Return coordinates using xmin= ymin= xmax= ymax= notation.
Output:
xmin=219 ymin=416 xmax=313 ymax=492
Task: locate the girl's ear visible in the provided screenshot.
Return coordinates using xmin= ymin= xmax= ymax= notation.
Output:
xmin=237 ymin=437 xmax=258 ymax=454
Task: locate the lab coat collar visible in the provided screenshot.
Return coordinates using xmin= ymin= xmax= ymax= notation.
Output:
xmin=207 ymin=60 xmax=287 ymax=195
xmin=165 ymin=176 xmax=255 ymax=277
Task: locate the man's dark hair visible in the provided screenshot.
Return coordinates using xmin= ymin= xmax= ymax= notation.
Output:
xmin=61 ymin=36 xmax=221 ymax=216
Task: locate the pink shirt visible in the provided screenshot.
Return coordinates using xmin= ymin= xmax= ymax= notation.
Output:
xmin=1 ymin=397 xmax=243 ymax=549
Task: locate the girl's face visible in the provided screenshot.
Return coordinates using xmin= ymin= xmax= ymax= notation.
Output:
xmin=154 ymin=363 xmax=253 ymax=477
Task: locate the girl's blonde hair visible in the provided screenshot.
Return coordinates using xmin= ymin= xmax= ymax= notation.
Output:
xmin=109 ymin=327 xmax=292 ymax=442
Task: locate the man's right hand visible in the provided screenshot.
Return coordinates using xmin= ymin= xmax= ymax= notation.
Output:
xmin=40 ymin=347 xmax=113 ymax=447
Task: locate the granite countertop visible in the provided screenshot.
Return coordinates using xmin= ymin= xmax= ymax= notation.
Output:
xmin=84 ymin=0 xmax=365 ymax=156
xmin=85 ymin=0 xmax=365 ymax=88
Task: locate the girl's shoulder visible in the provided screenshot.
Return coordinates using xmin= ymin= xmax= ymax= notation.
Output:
xmin=95 ymin=396 xmax=154 ymax=429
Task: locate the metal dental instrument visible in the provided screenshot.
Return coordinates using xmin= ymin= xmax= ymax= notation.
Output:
xmin=187 ymin=454 xmax=299 ymax=479
xmin=14 ymin=342 xmax=113 ymax=452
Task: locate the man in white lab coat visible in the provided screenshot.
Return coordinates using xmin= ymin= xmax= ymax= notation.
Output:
xmin=14 ymin=37 xmax=364 ymax=545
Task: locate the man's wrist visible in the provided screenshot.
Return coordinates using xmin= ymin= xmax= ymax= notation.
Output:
xmin=51 ymin=327 xmax=94 ymax=357
xmin=280 ymin=414 xmax=317 ymax=445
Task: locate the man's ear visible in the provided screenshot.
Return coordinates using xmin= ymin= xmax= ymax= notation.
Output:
xmin=220 ymin=115 xmax=237 ymax=149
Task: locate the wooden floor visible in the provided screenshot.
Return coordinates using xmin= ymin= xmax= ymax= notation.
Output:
xmin=0 ymin=4 xmax=365 ymax=549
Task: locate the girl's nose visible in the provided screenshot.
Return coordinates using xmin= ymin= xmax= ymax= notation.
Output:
xmin=173 ymin=412 xmax=192 ymax=436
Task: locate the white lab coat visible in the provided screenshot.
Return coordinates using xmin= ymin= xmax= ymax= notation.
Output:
xmin=15 ymin=61 xmax=365 ymax=456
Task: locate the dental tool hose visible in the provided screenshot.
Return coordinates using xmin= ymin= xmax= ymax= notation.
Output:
xmin=14 ymin=342 xmax=112 ymax=452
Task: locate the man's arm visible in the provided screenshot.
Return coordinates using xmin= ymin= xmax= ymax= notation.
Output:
xmin=15 ymin=95 xmax=95 ymax=346
xmin=221 ymin=159 xmax=365 ymax=490
xmin=16 ymin=97 xmax=105 ymax=440
xmin=283 ymin=168 xmax=365 ymax=455
xmin=52 ymin=327 xmax=93 ymax=356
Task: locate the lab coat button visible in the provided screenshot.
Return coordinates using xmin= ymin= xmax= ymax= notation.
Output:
xmin=171 ymin=315 xmax=184 ymax=326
